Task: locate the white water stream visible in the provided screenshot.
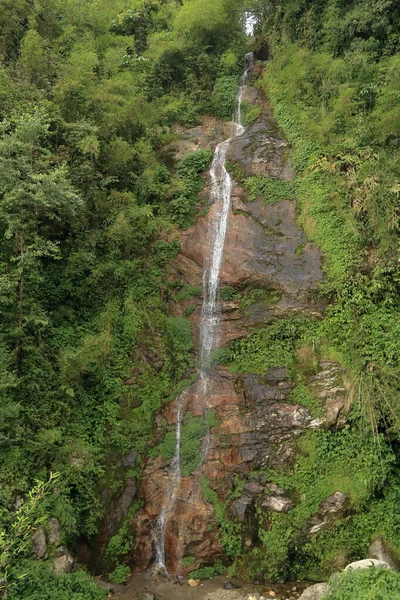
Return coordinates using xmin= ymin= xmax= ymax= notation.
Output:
xmin=199 ymin=51 xmax=253 ymax=378
xmin=152 ymin=397 xmax=183 ymax=572
xmin=152 ymin=46 xmax=254 ymax=574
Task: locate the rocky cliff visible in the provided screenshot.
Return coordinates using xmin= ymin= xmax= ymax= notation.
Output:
xmin=130 ymin=71 xmax=352 ymax=574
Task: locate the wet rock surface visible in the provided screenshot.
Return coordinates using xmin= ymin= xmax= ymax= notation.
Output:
xmin=128 ymin=73 xmax=351 ymax=571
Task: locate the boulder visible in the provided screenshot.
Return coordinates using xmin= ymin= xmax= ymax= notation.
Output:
xmin=261 ymin=495 xmax=293 ymax=513
xmin=368 ymin=536 xmax=400 ymax=571
xmin=298 ymin=583 xmax=330 ymax=600
xmin=344 ymin=558 xmax=392 ymax=572
xmin=307 ymin=492 xmax=351 ymax=535
xmin=48 ymin=517 xmax=61 ymax=546
xmin=53 ymin=546 xmax=74 ymax=574
xmin=32 ymin=527 xmax=47 ymax=559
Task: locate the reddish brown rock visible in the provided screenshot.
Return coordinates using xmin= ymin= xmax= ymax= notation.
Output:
xmin=128 ymin=78 xmax=349 ymax=573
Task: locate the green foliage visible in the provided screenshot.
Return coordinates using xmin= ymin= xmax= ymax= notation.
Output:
xmin=153 ymin=411 xmax=220 ymax=477
xmin=325 ymin=567 xmax=400 ymax=600
xmin=244 ymin=176 xmax=296 ymax=204
xmin=201 ymin=476 xmax=243 ymax=558
xmin=0 ymin=473 xmax=60 ymax=591
xmin=219 ymin=286 xmax=240 ymax=301
xmin=217 ymin=316 xmax=315 ymax=374
xmin=7 ymin=562 xmax=106 ymax=600
xmin=175 ymin=284 xmax=203 ymax=302
xmin=180 ymin=555 xmax=196 ymax=567
xmin=212 ymin=76 xmax=240 ymax=120
xmin=108 ymin=564 xmax=130 ymax=584
xmin=169 ymin=149 xmax=213 ymax=228
xmin=188 ymin=561 xmax=226 ymax=579
xmin=239 ymin=101 xmax=262 ymax=126
xmin=240 ymin=423 xmax=397 ymax=581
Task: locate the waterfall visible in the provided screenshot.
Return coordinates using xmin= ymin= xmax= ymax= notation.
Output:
xmin=151 ymin=45 xmax=254 ymax=574
xmin=199 ymin=52 xmax=253 ymax=379
xmin=152 ymin=397 xmax=183 ymax=573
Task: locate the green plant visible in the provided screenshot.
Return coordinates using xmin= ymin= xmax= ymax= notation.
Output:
xmin=244 ymin=176 xmax=296 ymax=204
xmin=219 ymin=286 xmax=240 ymax=301
xmin=324 ymin=567 xmax=400 ymax=600
xmin=188 ymin=561 xmax=226 ymax=579
xmin=180 ymin=555 xmax=196 ymax=567
xmin=108 ymin=564 xmax=131 ymax=584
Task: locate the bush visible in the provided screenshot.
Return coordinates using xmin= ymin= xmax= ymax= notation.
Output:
xmin=7 ymin=561 xmax=106 ymax=600
xmin=325 ymin=567 xmax=400 ymax=600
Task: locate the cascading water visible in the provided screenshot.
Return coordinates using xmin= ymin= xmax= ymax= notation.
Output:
xmin=152 ymin=397 xmax=183 ymax=572
xmin=199 ymin=51 xmax=253 ymax=379
xmin=152 ymin=45 xmax=254 ymax=574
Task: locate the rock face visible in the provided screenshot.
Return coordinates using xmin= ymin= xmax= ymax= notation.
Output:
xmin=130 ymin=70 xmax=352 ymax=573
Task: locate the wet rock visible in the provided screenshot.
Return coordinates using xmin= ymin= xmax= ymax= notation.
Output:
xmin=344 ymin=558 xmax=392 ymax=571
xmin=32 ymin=528 xmax=47 ymax=559
xmin=54 ymin=546 xmax=74 ymax=574
xmin=298 ymin=583 xmax=330 ymax=600
xmin=307 ymin=492 xmax=351 ymax=535
xmin=223 ymin=582 xmax=241 ymax=589
xmin=48 ymin=517 xmax=61 ymax=546
xmin=368 ymin=536 xmax=400 ymax=571
xmin=227 ymin=89 xmax=293 ymax=180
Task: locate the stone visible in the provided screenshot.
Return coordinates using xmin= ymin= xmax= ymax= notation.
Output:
xmin=48 ymin=517 xmax=61 ymax=546
xmin=188 ymin=579 xmax=201 ymax=587
xmin=224 ymin=582 xmax=240 ymax=589
xmin=140 ymin=594 xmax=155 ymax=600
xmin=368 ymin=536 xmax=400 ymax=571
xmin=307 ymin=492 xmax=351 ymax=534
xmin=261 ymin=496 xmax=293 ymax=513
xmin=298 ymin=583 xmax=330 ymax=600
xmin=344 ymin=558 xmax=392 ymax=572
xmin=53 ymin=546 xmax=74 ymax=574
xmin=31 ymin=527 xmax=46 ymax=559
xmin=268 ymin=592 xmax=276 ymax=598
xmin=306 ymin=362 xmax=351 ymax=428
xmin=230 ymin=494 xmax=253 ymax=521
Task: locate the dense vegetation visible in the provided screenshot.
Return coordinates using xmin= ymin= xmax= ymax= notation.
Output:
xmin=0 ymin=0 xmax=246 ymax=595
xmin=210 ymin=0 xmax=400 ymax=587
xmin=1 ymin=0 xmax=400 ymax=597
